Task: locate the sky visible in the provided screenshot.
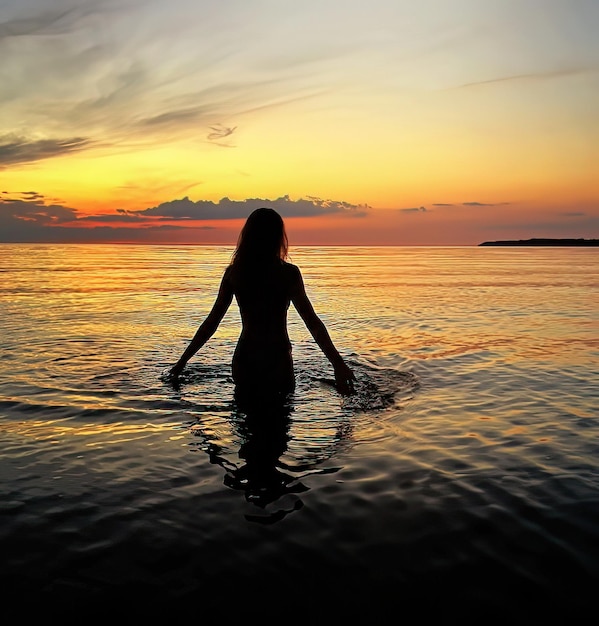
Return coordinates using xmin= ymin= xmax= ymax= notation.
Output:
xmin=1 ymin=0 xmax=598 ymax=245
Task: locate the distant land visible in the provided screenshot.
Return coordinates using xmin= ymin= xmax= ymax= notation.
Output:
xmin=479 ymin=238 xmax=599 ymax=247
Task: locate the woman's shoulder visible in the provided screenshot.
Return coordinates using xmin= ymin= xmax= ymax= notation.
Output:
xmin=281 ymin=260 xmax=301 ymax=278
xmin=223 ymin=263 xmax=239 ymax=287
xmin=280 ymin=261 xmax=303 ymax=293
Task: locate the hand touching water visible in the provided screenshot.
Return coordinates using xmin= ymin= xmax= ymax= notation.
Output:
xmin=169 ymin=362 xmax=185 ymax=379
xmin=334 ymin=361 xmax=356 ymax=395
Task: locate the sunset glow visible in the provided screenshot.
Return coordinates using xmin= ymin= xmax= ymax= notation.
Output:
xmin=1 ymin=0 xmax=598 ymax=245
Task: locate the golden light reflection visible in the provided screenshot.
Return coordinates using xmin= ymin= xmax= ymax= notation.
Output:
xmin=2 ymin=419 xmax=181 ymax=444
xmin=503 ymin=426 xmax=528 ymax=436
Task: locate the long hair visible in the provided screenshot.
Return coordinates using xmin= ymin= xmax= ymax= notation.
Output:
xmin=231 ymin=207 xmax=288 ymax=267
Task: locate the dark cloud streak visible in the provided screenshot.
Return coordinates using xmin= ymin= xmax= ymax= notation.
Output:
xmin=77 ymin=213 xmax=143 ymax=223
xmin=399 ymin=206 xmax=427 ymax=213
xmin=463 ymin=201 xmax=511 ymax=207
xmin=399 ymin=201 xmax=513 ymax=214
xmin=455 ymin=67 xmax=595 ymax=89
xmin=0 ymin=134 xmax=91 ymax=167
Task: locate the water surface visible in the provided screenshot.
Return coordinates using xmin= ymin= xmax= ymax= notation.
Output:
xmin=1 ymin=244 xmax=597 ymax=620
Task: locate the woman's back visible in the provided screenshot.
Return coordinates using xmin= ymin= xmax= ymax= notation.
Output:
xmin=226 ymin=260 xmax=299 ymax=395
xmin=227 ymin=260 xmax=299 ymax=346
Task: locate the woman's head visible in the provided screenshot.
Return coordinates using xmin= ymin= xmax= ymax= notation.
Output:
xmin=232 ymin=208 xmax=288 ymax=265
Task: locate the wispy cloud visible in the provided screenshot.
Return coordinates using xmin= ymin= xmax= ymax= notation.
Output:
xmin=206 ymin=124 xmax=237 ymax=147
xmin=0 ymin=3 xmax=102 ymax=39
xmin=0 ymin=134 xmax=91 ymax=167
xmin=0 ymin=0 xmax=366 ymax=163
xmin=207 ymin=124 xmax=236 ymax=141
xmin=456 ymin=67 xmax=596 ymax=90
xmin=138 ymin=107 xmax=207 ymax=128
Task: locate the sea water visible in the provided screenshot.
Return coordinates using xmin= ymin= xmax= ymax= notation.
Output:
xmin=0 ymin=244 xmax=597 ymax=620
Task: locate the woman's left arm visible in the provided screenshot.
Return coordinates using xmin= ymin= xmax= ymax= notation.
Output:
xmin=169 ymin=269 xmax=234 ymax=378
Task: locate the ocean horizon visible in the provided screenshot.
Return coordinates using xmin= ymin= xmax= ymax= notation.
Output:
xmin=1 ymin=243 xmax=597 ymax=620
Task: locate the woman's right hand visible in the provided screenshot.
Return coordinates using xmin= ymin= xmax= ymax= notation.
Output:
xmin=334 ymin=361 xmax=356 ymax=395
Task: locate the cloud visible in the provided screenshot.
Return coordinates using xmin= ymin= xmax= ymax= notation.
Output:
xmin=463 ymin=201 xmax=510 ymax=207
xmin=19 ymin=191 xmax=45 ymax=201
xmin=1 ymin=190 xmax=47 ymax=201
xmin=136 ymin=195 xmax=369 ymax=220
xmin=0 ymin=1 xmax=131 ymax=42
xmin=399 ymin=206 xmax=427 ymax=213
xmin=139 ymin=106 xmax=207 ymax=128
xmin=0 ymin=0 xmax=384 ymax=164
xmin=0 ymin=191 xmax=77 ymax=225
xmin=0 ymin=195 xmax=78 ymax=234
xmin=398 ymin=201 xmax=515 ymax=214
xmin=456 ymin=68 xmax=595 ymax=90
xmin=0 ymin=134 xmax=91 ymax=167
xmin=0 ymin=4 xmax=93 ymax=39
xmin=0 ymin=193 xmax=191 ymax=242
xmin=207 ymin=124 xmax=236 ymax=141
xmin=560 ymin=211 xmax=586 ymax=217
xmin=420 ymin=201 xmax=512 ymax=209
xmin=0 ymin=191 xmax=367 ymax=242
xmin=77 ymin=213 xmax=143 ymax=223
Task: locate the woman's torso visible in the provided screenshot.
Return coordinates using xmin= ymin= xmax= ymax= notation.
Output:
xmin=226 ymin=260 xmax=299 ymax=392
xmin=226 ymin=260 xmax=298 ymax=348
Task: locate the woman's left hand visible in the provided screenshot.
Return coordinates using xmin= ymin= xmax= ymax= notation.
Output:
xmin=168 ymin=362 xmax=185 ymax=380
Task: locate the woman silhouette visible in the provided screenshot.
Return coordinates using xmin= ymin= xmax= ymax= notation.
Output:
xmin=169 ymin=207 xmax=355 ymax=400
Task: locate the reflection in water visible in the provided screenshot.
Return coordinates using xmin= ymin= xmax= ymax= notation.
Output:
xmin=186 ymin=387 xmax=353 ymax=524
xmin=169 ymin=359 xmax=413 ymax=523
xmin=225 ymin=394 xmax=308 ymax=524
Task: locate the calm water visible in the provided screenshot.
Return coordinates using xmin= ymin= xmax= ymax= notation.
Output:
xmin=1 ymin=244 xmax=597 ymax=620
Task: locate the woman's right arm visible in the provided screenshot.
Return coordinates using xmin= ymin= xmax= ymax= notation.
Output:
xmin=169 ymin=269 xmax=234 ymax=378
xmin=290 ymin=266 xmax=355 ymax=394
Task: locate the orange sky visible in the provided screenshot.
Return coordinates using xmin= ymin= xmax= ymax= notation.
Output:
xmin=1 ymin=0 xmax=597 ymax=244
